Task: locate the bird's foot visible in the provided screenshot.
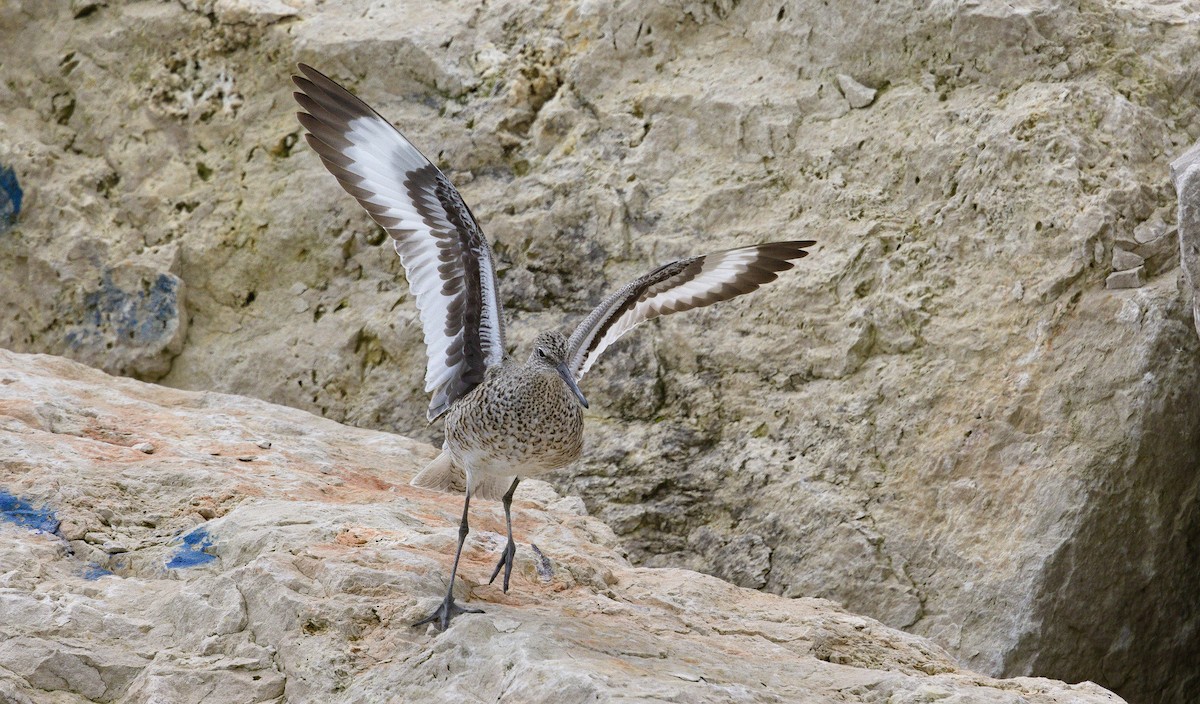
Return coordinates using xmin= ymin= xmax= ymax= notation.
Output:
xmin=488 ymin=537 xmax=517 ymax=593
xmin=412 ymin=592 xmax=483 ymax=631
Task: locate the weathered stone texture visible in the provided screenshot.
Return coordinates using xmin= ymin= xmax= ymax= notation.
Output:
xmin=1173 ymin=141 xmax=1200 ymax=339
xmin=0 ymin=349 xmax=1126 ymax=703
xmin=1 ymin=1 xmax=1199 ymax=702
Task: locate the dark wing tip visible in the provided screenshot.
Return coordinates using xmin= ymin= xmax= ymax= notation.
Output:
xmin=293 ymin=64 xmax=326 ymax=91
xmin=295 ymin=64 xmax=356 ymax=102
xmin=742 ymin=241 xmax=816 ymax=270
xmin=759 ymin=240 xmax=816 ymax=258
xmin=296 ymin=63 xmax=325 ymax=82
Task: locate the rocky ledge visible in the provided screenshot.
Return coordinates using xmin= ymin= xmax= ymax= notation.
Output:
xmin=0 ymin=348 xmax=1122 ymax=703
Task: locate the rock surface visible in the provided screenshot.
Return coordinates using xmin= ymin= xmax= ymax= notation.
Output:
xmin=1104 ymin=266 xmax=1145 ymax=290
xmin=0 ymin=349 xmax=1126 ymax=703
xmin=1173 ymin=141 xmax=1200 ymax=337
xmin=0 ymin=164 xmax=20 ymax=233
xmin=1 ymin=2 xmax=1199 ymax=702
xmin=1111 ymin=247 xmax=1144 ymax=273
xmin=836 ymin=74 xmax=876 ymax=109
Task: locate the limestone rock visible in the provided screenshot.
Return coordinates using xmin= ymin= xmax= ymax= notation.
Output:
xmin=836 ymin=73 xmax=877 ymax=109
xmin=213 ymin=0 xmax=299 ymax=27
xmin=0 ymin=349 xmax=1124 ymax=703
xmin=1172 ymin=140 xmax=1200 ymax=338
xmin=67 ymin=264 xmax=188 ymax=382
xmin=1111 ymin=247 xmax=1144 ymax=272
xmin=1105 ymin=266 xmax=1145 ymax=289
xmin=0 ymin=164 xmax=20 ymax=233
xmin=1133 ymin=216 xmax=1169 ymax=245
xmin=1134 ymin=224 xmax=1178 ymax=276
xmin=1 ymin=3 xmax=1198 ymax=703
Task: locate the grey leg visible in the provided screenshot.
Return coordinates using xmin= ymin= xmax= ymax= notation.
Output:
xmin=488 ymin=478 xmax=520 ymax=592
xmin=413 ymin=488 xmax=484 ymax=630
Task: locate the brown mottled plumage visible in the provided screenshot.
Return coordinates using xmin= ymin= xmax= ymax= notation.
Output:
xmin=292 ymin=63 xmax=816 ymax=631
xmin=443 ymin=331 xmax=584 ymax=489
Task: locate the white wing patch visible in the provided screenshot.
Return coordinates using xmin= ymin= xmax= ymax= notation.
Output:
xmin=567 ymin=242 xmax=814 ymax=380
xmin=294 ymin=65 xmax=506 ymax=420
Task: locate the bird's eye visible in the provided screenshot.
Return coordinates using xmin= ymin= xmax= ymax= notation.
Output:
xmin=537 ymin=347 xmax=547 ymax=358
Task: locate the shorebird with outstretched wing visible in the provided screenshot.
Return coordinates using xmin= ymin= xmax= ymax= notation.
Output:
xmin=293 ymin=63 xmax=815 ymax=630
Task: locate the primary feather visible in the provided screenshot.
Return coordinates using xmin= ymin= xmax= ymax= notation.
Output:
xmin=293 ymin=64 xmax=505 ymax=421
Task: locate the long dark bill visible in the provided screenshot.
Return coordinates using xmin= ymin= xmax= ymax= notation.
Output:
xmin=556 ymin=363 xmax=589 ymax=409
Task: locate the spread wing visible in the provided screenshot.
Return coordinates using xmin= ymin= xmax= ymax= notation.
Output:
xmin=566 ymin=241 xmax=815 ymax=380
xmin=292 ymin=64 xmax=505 ymax=421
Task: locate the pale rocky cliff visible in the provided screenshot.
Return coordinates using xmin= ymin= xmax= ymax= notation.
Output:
xmin=1 ymin=1 xmax=1198 ymax=702
xmin=0 ymin=349 xmax=1125 ymax=703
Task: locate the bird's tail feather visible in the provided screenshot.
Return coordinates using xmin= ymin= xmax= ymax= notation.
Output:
xmin=410 ymin=451 xmax=513 ymax=502
xmin=410 ymin=451 xmax=464 ymax=493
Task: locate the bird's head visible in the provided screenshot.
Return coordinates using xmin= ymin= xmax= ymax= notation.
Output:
xmin=529 ymin=330 xmax=569 ymax=367
xmin=529 ymin=330 xmax=588 ymax=409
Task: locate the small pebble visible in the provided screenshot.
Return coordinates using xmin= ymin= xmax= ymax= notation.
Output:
xmin=132 ymin=442 xmax=155 ymax=454
xmin=59 ymin=520 xmax=86 ymax=541
xmin=255 ymin=439 xmax=272 ymax=449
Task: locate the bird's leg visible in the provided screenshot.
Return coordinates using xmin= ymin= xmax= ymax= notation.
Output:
xmin=413 ymin=488 xmax=484 ymax=630
xmin=488 ymin=477 xmax=520 ymax=592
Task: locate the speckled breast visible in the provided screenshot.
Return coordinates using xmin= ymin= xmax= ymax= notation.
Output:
xmin=444 ymin=368 xmax=584 ymax=477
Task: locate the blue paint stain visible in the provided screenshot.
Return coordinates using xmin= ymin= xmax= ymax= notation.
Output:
xmin=82 ymin=563 xmax=115 ymax=580
xmin=166 ymin=526 xmax=217 ymax=568
xmin=64 ymin=271 xmax=182 ymax=352
xmin=0 ymin=490 xmax=60 ymax=534
xmin=0 ymin=165 xmax=20 ymax=233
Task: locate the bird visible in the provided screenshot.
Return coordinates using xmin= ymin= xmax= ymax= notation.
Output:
xmin=292 ymin=63 xmax=815 ymax=630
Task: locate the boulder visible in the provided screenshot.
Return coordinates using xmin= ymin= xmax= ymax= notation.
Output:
xmin=0 ymin=349 xmax=1124 ymax=703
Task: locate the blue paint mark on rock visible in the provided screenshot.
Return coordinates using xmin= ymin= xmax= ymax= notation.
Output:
xmin=0 ymin=165 xmax=20 ymax=233
xmin=167 ymin=526 xmax=217 ymax=568
xmin=83 ymin=563 xmax=115 ymax=580
xmin=0 ymin=490 xmax=60 ymax=534
xmin=65 ymin=272 xmax=183 ymax=351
